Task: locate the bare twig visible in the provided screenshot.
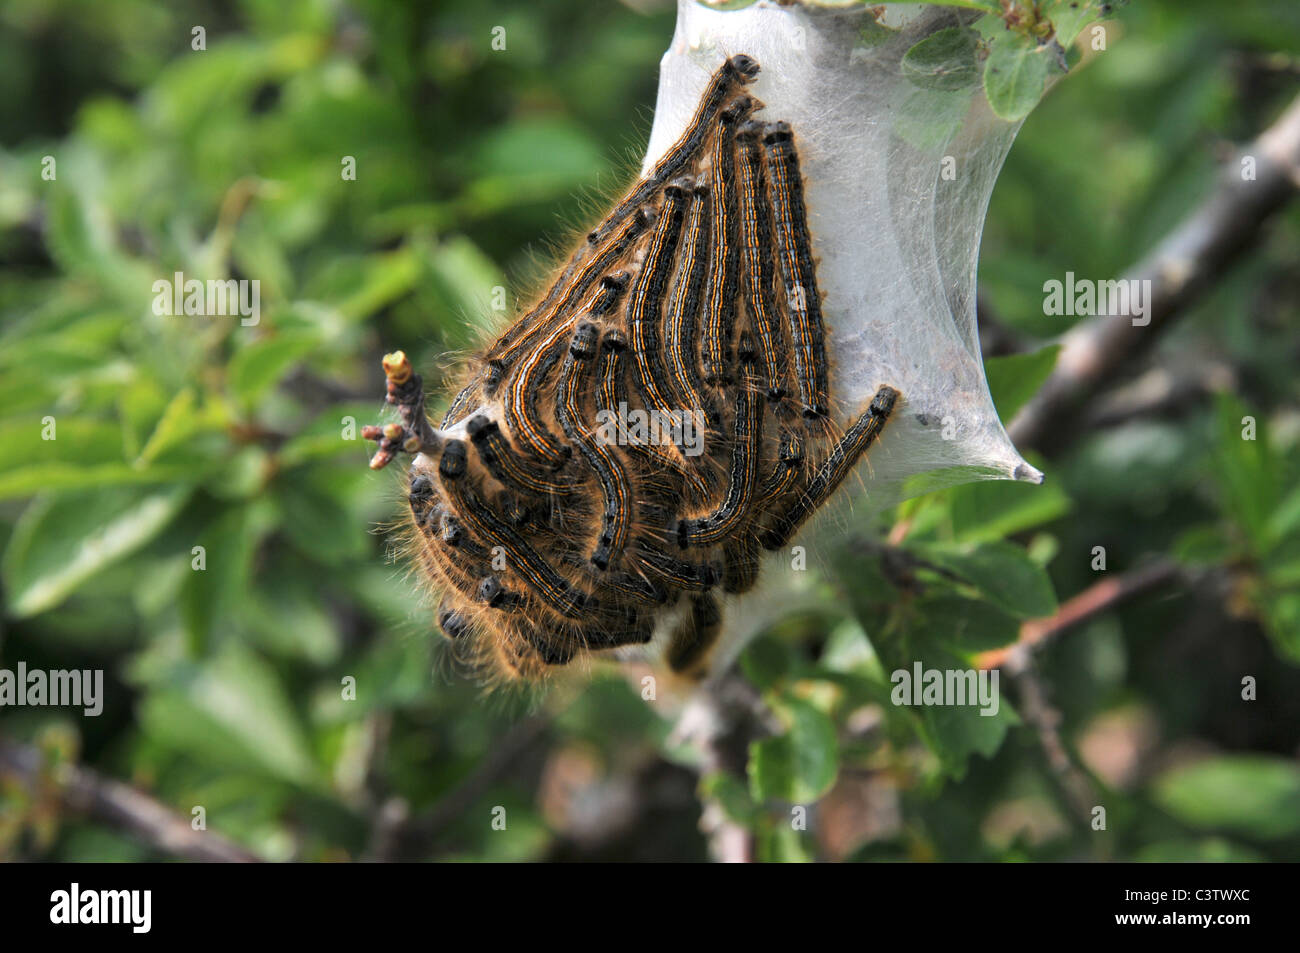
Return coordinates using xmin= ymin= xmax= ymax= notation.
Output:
xmin=0 ymin=736 xmax=262 ymax=863
xmin=1008 ymin=93 xmax=1300 ymax=455
xmin=976 ymin=558 xmax=1181 ymax=672
xmin=1012 ymin=663 xmax=1098 ymax=826
xmin=363 ymin=350 xmax=443 ymax=470
xmin=972 ymin=561 xmax=1183 ymax=832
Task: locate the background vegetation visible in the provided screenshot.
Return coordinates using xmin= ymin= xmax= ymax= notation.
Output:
xmin=1 ymin=0 xmax=1298 ymax=862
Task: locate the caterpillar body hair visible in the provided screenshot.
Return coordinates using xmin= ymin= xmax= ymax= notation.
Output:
xmin=366 ymin=54 xmax=900 ymax=685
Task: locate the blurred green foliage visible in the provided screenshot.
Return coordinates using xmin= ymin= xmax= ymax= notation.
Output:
xmin=1 ymin=0 xmax=1298 ymax=862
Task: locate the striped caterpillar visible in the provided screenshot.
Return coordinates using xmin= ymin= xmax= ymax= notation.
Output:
xmin=365 ymin=55 xmax=899 ymax=683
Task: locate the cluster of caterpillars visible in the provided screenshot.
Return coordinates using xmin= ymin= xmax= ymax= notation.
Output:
xmin=365 ymin=54 xmax=899 ymax=682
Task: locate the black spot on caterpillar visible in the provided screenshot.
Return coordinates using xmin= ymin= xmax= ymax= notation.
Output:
xmin=674 ymin=331 xmax=763 ymax=548
xmin=701 ymin=95 xmax=758 ymax=386
xmin=664 ymin=180 xmax=721 ymax=432
xmin=477 ymin=574 xmax=522 ymax=610
xmin=438 ymin=440 xmax=591 ymax=619
xmin=437 ymin=601 xmax=470 ymax=641
xmin=763 ymin=121 xmax=830 ymax=419
xmin=760 ymin=386 xmax=899 ymax=550
xmin=587 ymin=54 xmax=759 ymax=248
xmin=736 ymin=119 xmax=790 ymax=405
xmin=366 ymin=54 xmax=902 ymax=685
xmin=556 ymin=321 xmax=633 ymax=571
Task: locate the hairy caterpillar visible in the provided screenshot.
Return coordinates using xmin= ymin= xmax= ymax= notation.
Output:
xmin=366 ymin=55 xmax=898 ymax=684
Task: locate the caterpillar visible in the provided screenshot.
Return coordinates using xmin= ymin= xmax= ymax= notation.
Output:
xmin=366 ymin=55 xmax=899 ymax=684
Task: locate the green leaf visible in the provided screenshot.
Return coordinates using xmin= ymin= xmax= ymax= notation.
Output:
xmin=44 ymin=184 xmax=156 ymax=312
xmin=273 ymin=466 xmax=371 ymax=566
xmin=179 ymin=502 xmax=278 ymax=653
xmin=901 ymin=27 xmax=981 ymax=91
xmin=877 ymin=621 xmax=1019 ymax=778
xmin=1260 ymin=591 xmax=1300 ymax=663
xmin=739 ymin=635 xmax=797 ymax=690
xmin=918 ymin=690 xmax=1018 ymax=779
xmin=894 ymin=86 xmax=974 ymax=153
xmin=949 ymin=472 xmax=1071 ymax=543
xmin=749 ymin=695 xmax=839 ymax=804
xmin=3 ymin=485 xmax=190 ymax=617
xmin=244 ymin=566 xmax=342 ymax=665
xmin=138 ymin=641 xmax=321 ymax=787
xmin=0 ymin=416 xmax=124 ymax=472
xmin=278 ymin=403 xmax=377 ymax=468
xmin=756 ymin=822 xmax=815 ymax=863
xmin=135 ymin=387 xmax=225 ymax=465
xmin=919 ymin=0 xmax=1001 ymax=11
xmin=336 ymin=247 xmax=422 ymax=322
xmin=1266 ymin=484 xmax=1300 ymax=547
xmin=983 ymin=34 xmax=1057 ymax=122
xmin=1172 ymin=524 xmax=1237 ymax=568
xmin=1134 ymin=839 xmax=1266 ymax=864
xmin=470 ymin=117 xmax=607 ymax=205
xmin=0 ymin=462 xmax=196 ymax=500
xmin=828 ymin=541 xmax=901 ymax=625
xmin=912 ymin=539 xmax=1058 ymax=618
xmin=1213 ymin=394 xmax=1281 ymax=550
xmin=919 ymin=595 xmax=1020 ymax=652
xmin=985 ymin=345 xmax=1060 ymax=421
xmin=1045 ymin=0 xmax=1112 ymax=48
xmin=422 ymin=235 xmax=507 ymax=344
xmin=204 ymin=445 xmax=273 ymax=500
xmin=228 ymin=332 xmax=319 ymax=407
xmin=1153 ymin=756 xmax=1300 ymax=840
xmin=699 ymin=772 xmax=758 ymax=826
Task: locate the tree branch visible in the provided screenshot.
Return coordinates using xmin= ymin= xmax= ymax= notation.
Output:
xmin=1012 ymin=662 xmax=1099 ymax=827
xmin=969 ymin=561 xmax=1184 ymax=832
xmin=976 ymin=558 xmax=1182 ymax=672
xmin=1008 ymin=93 xmax=1300 ymax=455
xmin=0 ymin=736 xmax=262 ymax=863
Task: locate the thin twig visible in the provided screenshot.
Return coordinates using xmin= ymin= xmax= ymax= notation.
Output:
xmin=973 ymin=562 xmax=1183 ymax=832
xmin=1012 ymin=662 xmax=1098 ymax=826
xmin=0 ymin=736 xmax=262 ymax=863
xmin=976 ymin=558 xmax=1181 ymax=672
